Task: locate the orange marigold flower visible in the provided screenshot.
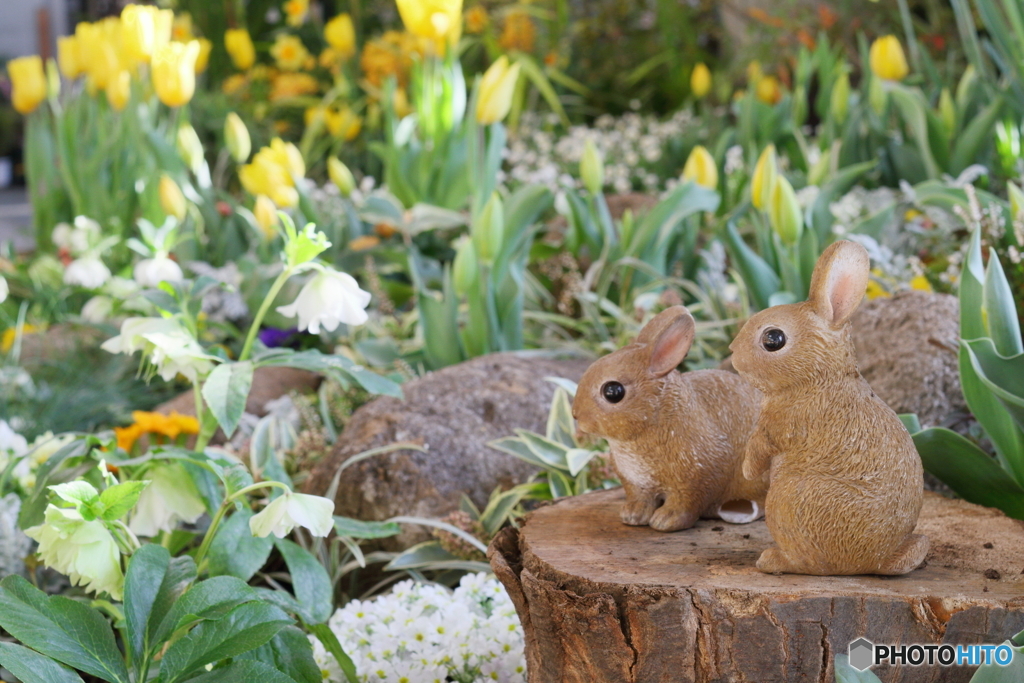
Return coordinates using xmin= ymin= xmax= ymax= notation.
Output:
xmin=499 ymin=10 xmax=535 ymax=53
xmin=465 ymin=6 xmax=489 ymax=34
xmin=115 ymin=423 xmax=145 ymax=452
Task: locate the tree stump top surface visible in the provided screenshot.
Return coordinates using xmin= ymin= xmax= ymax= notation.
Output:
xmin=520 ymin=489 xmax=1024 ymax=603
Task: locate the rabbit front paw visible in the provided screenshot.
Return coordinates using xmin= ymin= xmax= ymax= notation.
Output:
xmin=620 ymin=496 xmax=660 ymax=526
xmin=649 ymin=505 xmax=699 ymax=532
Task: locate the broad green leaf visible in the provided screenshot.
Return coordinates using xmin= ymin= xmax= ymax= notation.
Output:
xmin=388 ymin=516 xmax=488 ymax=554
xmin=239 ymin=626 xmax=321 ymax=683
xmin=912 ymin=427 xmax=1024 ymax=519
xmin=333 ymin=516 xmax=401 ymax=539
xmin=50 ymin=480 xmax=100 ymax=508
xmin=488 ymin=436 xmax=550 ymax=469
xmin=383 ymin=540 xmax=470 ymax=571
xmin=201 ymin=361 xmax=255 ymax=438
xmin=950 ymin=97 xmax=1003 ymax=174
xmin=983 ymin=250 xmax=1023 ymax=357
xmin=543 ymin=377 xmax=578 ymax=398
xmin=98 ymin=480 xmax=149 ymax=521
xmin=961 ymin=339 xmax=1024 ymax=485
xmin=255 ymin=349 xmax=403 ymax=398
xmin=158 ymin=601 xmax=292 ymax=683
xmin=0 ymin=642 xmax=86 ymax=683
xmin=308 ymin=623 xmax=359 ymax=683
xmin=274 ymin=538 xmax=333 ymax=624
xmin=145 ymin=556 xmax=197 ymax=650
xmin=566 ymin=448 xmax=598 ymax=477
xmin=207 ymin=509 xmax=273 ymax=582
xmin=517 ymin=430 xmax=571 ymax=470
xmin=834 ymin=654 xmax=883 ymax=682
xmin=890 ymin=85 xmax=940 ymax=179
xmin=124 ymin=545 xmax=170 ymax=671
xmin=0 ymin=577 xmax=128 ymax=683
xmin=548 ymin=469 xmax=574 ymax=498
xmin=965 ymin=639 xmax=1024 ymax=682
xmin=151 ymin=576 xmax=259 ymax=647
xmin=724 ymin=222 xmax=780 ymax=311
xmin=180 ymin=660 xmax=297 ymax=683
xmin=546 ymin=388 xmax=576 ymax=447
xmin=479 ymin=487 xmax=527 ymax=537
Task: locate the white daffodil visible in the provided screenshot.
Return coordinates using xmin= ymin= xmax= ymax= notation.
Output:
xmin=276 ymin=269 xmax=371 ymax=333
xmin=129 ymin=463 xmax=207 ymax=537
xmin=133 ymin=255 xmax=184 ymax=288
xmin=102 ymin=316 xmax=218 ymax=382
xmin=81 ymin=295 xmax=114 ymax=323
xmin=64 ymin=256 xmax=112 ymax=289
xmin=249 ymin=491 xmax=334 ymax=538
xmin=25 ymin=504 xmax=124 ymax=599
xmin=0 ymin=275 xmax=8 ymax=303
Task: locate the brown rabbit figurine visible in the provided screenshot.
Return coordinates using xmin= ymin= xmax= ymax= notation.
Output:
xmin=729 ymin=240 xmax=928 ymax=575
xmin=572 ymin=306 xmax=767 ymax=532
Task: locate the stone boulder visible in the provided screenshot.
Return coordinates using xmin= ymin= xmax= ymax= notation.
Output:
xmin=303 ymin=352 xmax=592 ymax=549
xmin=155 ymin=366 xmax=321 ymax=418
xmin=850 ymin=291 xmax=965 ymax=429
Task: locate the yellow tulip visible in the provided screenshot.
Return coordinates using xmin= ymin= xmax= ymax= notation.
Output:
xmin=580 ymin=139 xmax=604 ymax=195
xmin=325 ymin=14 xmax=356 ymax=59
xmin=194 ymin=38 xmax=213 ymax=73
xmin=151 ymin=40 xmax=200 ymax=107
xmin=284 ymin=0 xmax=310 ymax=27
xmin=8 ymin=56 xmax=47 ymax=114
xmin=253 ymin=195 xmax=279 ymax=238
xmin=690 ymin=62 xmax=711 ymax=99
xmin=239 ymin=139 xmax=303 ymax=208
xmin=225 ymin=28 xmax=256 ymax=70
xmin=106 ymin=70 xmax=131 ymax=111
xmin=869 ymin=35 xmax=909 ymax=82
xmin=328 ymin=158 xmax=356 ymax=197
xmin=159 ymin=175 xmax=187 ymax=220
xmin=396 ymin=0 xmax=463 ymax=54
xmin=224 ymin=112 xmax=251 ymax=163
xmin=768 ymin=174 xmax=802 ymax=245
xmin=393 ymin=88 xmax=413 ymax=118
xmin=270 ymin=137 xmax=305 ymax=178
xmin=756 ymin=75 xmax=782 ymax=105
xmin=121 ymin=4 xmax=173 ymax=63
xmin=172 ymin=14 xmax=194 ymax=42
xmin=270 ymin=34 xmax=310 ymax=71
xmin=476 ymin=55 xmax=520 ymax=125
xmin=57 ymin=35 xmax=83 ymax=79
xmin=681 ymin=145 xmax=718 ymax=190
xmin=751 ymin=144 xmax=777 ymax=210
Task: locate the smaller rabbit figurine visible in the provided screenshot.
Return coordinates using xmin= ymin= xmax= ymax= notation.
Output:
xmin=730 ymin=240 xmax=928 ymax=575
xmin=572 ymin=306 xmax=766 ymax=532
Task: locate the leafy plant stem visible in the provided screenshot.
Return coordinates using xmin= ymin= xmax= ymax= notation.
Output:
xmin=192 ymin=481 xmax=292 ymax=572
xmin=238 ymin=266 xmax=294 ymax=362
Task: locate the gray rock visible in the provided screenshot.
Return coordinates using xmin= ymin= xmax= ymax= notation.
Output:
xmin=0 ymin=493 xmax=32 ymax=579
xmin=850 ymin=291 xmax=965 ymax=429
xmin=303 ymin=352 xmax=591 ymax=549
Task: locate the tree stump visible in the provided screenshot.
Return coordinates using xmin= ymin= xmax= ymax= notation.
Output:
xmin=488 ymin=489 xmax=1024 ymax=683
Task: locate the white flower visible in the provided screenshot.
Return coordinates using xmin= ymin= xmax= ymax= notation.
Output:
xmin=25 ymin=504 xmax=124 ymax=599
xmin=17 ymin=433 xmax=76 ymax=491
xmin=249 ymin=491 xmax=334 ymax=538
xmin=129 ymin=463 xmax=207 ymax=537
xmin=101 ymin=317 xmax=218 ymax=382
xmin=0 ymin=275 xmax=8 ymax=303
xmin=277 ymin=269 xmax=371 ymax=333
xmin=81 ymin=295 xmax=114 ymax=323
xmin=64 ymin=257 xmax=111 ymax=289
xmin=105 ymin=276 xmax=141 ymax=300
xmin=0 ymin=420 xmax=28 ymax=473
xmin=133 ymin=256 xmax=184 ymax=288
xmin=53 ymin=217 xmax=100 ymax=255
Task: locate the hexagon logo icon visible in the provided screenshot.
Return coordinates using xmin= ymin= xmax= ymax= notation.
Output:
xmin=849 ymin=638 xmax=874 ymax=671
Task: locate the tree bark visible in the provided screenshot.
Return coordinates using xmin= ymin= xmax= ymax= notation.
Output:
xmin=488 ymin=489 xmax=1024 ymax=683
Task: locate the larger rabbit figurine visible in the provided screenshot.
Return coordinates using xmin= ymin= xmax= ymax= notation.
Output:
xmin=572 ymin=306 xmax=767 ymax=532
xmin=730 ymin=240 xmax=928 ymax=575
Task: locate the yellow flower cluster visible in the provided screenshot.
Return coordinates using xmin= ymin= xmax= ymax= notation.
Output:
xmin=239 ymin=138 xmax=306 ymax=209
xmin=499 ymin=10 xmax=535 ymax=53
xmin=396 ymin=0 xmax=462 ymax=55
xmin=305 ymin=106 xmax=363 ymax=140
xmin=1 ymin=324 xmax=40 ymax=354
xmin=360 ymin=30 xmax=421 ymax=88
xmin=115 ymin=410 xmax=199 ymax=452
xmin=271 ymin=34 xmax=311 ymax=71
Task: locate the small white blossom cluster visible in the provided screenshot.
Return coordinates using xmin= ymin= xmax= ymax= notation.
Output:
xmin=312 ymin=573 xmax=526 ymax=683
xmin=0 ymin=492 xmax=32 ymax=578
xmin=505 ymin=110 xmax=703 ymax=194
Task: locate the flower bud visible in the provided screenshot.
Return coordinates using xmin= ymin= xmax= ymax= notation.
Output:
xmin=159 ymin=175 xmax=187 ymax=221
xmin=768 ymin=174 xmax=803 ymax=245
xmin=177 ymin=123 xmax=204 ymax=174
xmin=1008 ymin=182 xmax=1024 ymax=221
xmin=690 ymin=62 xmax=711 ymax=99
xmin=472 ymin=192 xmax=504 ymax=263
xmin=328 ymin=157 xmax=356 ymax=197
xmin=869 ymin=35 xmax=909 ymax=82
xmin=224 ymin=112 xmax=251 ymax=163
xmin=452 ymin=235 xmax=478 ymax=296
xmin=751 ymin=144 xmax=777 ymax=210
xmin=938 ymin=87 xmax=955 ymax=134
xmin=681 ymin=145 xmax=718 ymax=190
xmin=830 ymin=72 xmax=850 ymax=126
xmin=254 ymin=195 xmax=278 ymax=238
xmin=580 ymin=139 xmax=604 ymax=196
xmin=476 ymin=56 xmax=521 ymax=125
xmin=956 ymin=65 xmax=977 ymax=113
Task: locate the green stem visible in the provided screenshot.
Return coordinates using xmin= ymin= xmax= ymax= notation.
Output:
xmin=193 ymin=481 xmax=292 ymax=571
xmin=238 ymin=266 xmax=294 ymax=362
xmin=192 ymin=382 xmax=215 ymax=453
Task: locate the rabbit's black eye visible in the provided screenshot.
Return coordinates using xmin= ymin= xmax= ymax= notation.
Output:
xmin=761 ymin=328 xmax=786 ymax=352
xmin=602 ymin=381 xmax=626 ymax=403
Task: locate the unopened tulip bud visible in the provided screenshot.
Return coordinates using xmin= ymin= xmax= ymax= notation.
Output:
xmin=830 ymin=72 xmax=850 ymax=126
xmin=328 ymin=157 xmax=355 ymax=197
xmin=751 ymin=144 xmax=777 ymax=210
xmin=769 ymin=174 xmax=803 ymax=245
xmin=224 ymin=112 xmax=251 ymax=163
xmin=938 ymin=87 xmax=955 ymax=134
xmin=580 ymin=139 xmax=604 ymax=196
xmin=869 ymin=35 xmax=909 ymax=82
xmin=177 ymin=123 xmax=204 ymax=174
xmin=253 ymin=195 xmax=278 ymax=238
xmin=159 ymin=175 xmax=187 ymax=221
xmin=691 ymin=62 xmax=711 ymax=99
xmin=452 ymin=236 xmax=478 ymax=296
xmin=472 ymin=192 xmax=504 ymax=263
xmin=681 ymin=145 xmax=718 ymax=190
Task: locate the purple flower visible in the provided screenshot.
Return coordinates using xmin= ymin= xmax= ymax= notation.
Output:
xmin=258 ymin=326 xmax=300 ymax=348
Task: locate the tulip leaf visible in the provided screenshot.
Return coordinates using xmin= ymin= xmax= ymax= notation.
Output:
xmin=201 ymin=361 xmax=254 ymax=439
xmin=961 ymin=339 xmax=1024 ymax=485
xmin=178 ymin=660 xmax=297 ymax=683
xmin=889 ymin=85 xmax=940 ymax=179
xmin=98 ymin=480 xmax=149 ymax=521
xmin=333 ymin=516 xmax=401 ymax=540
xmin=834 ymin=654 xmax=883 ymax=683
xmin=0 ymin=642 xmax=86 ymax=683
xmin=983 ymin=249 xmax=1023 ymax=357
xmin=308 ymin=623 xmax=360 ymax=683
xmin=950 ymin=97 xmax=1003 ymax=174
xmin=207 ymin=509 xmax=273 ymax=582
xmin=124 ymin=545 xmax=170 ymax=672
xmin=158 ymin=601 xmax=293 ymax=683
xmin=724 ymin=221 xmax=781 ymax=311
xmin=273 ymin=538 xmax=333 ymax=625
xmin=0 ymin=577 xmax=129 ymax=683
xmin=238 ymin=626 xmax=321 ymax=683
xmin=808 ymin=160 xmax=876 ymax=242
xmin=911 ymin=427 xmax=1024 ymax=519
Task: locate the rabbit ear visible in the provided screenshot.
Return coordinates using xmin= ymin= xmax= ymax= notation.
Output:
xmin=647 ymin=310 xmax=696 ymax=377
xmin=637 ymin=305 xmax=690 ymax=344
xmin=808 ymin=240 xmax=870 ymax=327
